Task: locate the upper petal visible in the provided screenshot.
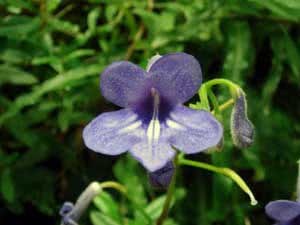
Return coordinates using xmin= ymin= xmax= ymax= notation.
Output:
xmin=100 ymin=61 xmax=147 ymax=107
xmin=165 ymin=105 xmax=223 ymax=153
xmin=265 ymin=200 xmax=300 ymax=222
xmin=149 ymin=53 xmax=202 ymax=104
xmin=83 ymin=109 xmax=144 ymax=155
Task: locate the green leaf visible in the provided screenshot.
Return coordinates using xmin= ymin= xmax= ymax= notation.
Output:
xmin=0 ymin=16 xmax=40 ymax=39
xmin=1 ymin=168 xmax=16 ymax=203
xmin=0 ymin=64 xmax=103 ymax=125
xmin=0 ymin=64 xmax=37 ymax=85
xmin=90 ymin=211 xmax=121 ymax=225
xmin=145 ymin=188 xmax=185 ymax=221
xmin=0 ymin=0 xmax=35 ymax=11
xmin=93 ymin=191 xmax=122 ymax=223
xmin=113 ymin=156 xmax=147 ymax=206
xmin=15 ymin=168 xmax=55 ymax=215
xmin=262 ymin=37 xmax=283 ymax=111
xmin=46 ymin=0 xmax=61 ymax=12
xmin=282 ymin=29 xmax=300 ymax=82
xmin=248 ymin=0 xmax=300 ymax=21
xmin=223 ymin=21 xmax=253 ymax=85
xmin=48 ymin=18 xmax=80 ymax=35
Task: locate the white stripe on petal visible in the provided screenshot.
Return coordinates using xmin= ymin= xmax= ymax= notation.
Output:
xmin=118 ymin=120 xmax=142 ymax=134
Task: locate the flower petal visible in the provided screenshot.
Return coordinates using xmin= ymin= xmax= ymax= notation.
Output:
xmin=149 ymin=53 xmax=202 ymax=104
xmin=130 ymin=141 xmax=175 ymax=172
xmin=265 ymin=200 xmax=300 ymax=222
xmin=100 ymin=61 xmax=147 ymax=107
xmin=166 ymin=105 xmax=223 ymax=153
xmin=83 ymin=109 xmax=144 ymax=155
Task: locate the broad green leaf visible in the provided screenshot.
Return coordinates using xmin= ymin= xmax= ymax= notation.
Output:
xmin=1 ymin=168 xmax=15 ymax=203
xmin=0 ymin=64 xmax=37 ymax=85
xmin=93 ymin=191 xmax=121 ymax=223
xmin=145 ymin=188 xmax=185 ymax=220
xmin=90 ymin=211 xmax=121 ymax=225
xmin=113 ymin=156 xmax=147 ymax=206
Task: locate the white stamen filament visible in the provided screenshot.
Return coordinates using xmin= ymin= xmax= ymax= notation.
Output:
xmin=147 ymin=88 xmax=161 ymax=149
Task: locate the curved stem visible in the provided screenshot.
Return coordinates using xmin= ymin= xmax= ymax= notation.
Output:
xmin=178 ymin=158 xmax=257 ymax=206
xmin=100 ymin=181 xmax=127 ymax=194
xmin=198 ymin=78 xmax=241 ymax=112
xmin=156 ymin=155 xmax=178 ymax=225
xmin=204 ymin=78 xmax=240 ymax=96
xmin=199 ymin=83 xmax=210 ymax=111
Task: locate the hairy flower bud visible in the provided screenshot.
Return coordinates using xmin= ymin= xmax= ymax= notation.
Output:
xmin=231 ymin=90 xmax=254 ymax=148
xmin=149 ymin=161 xmax=174 ymax=189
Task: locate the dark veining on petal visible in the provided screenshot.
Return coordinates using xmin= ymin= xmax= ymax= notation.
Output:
xmin=131 ymin=85 xmax=174 ymax=125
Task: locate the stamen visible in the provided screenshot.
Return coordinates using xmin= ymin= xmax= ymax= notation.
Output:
xmin=147 ymin=88 xmax=161 ymax=147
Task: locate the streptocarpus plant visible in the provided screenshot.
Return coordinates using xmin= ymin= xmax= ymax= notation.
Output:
xmin=60 ymin=52 xmax=257 ymax=225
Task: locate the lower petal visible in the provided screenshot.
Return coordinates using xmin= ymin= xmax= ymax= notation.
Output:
xmin=130 ymin=141 xmax=175 ymax=172
xmin=83 ymin=109 xmax=144 ymax=155
xmin=166 ymin=105 xmax=223 ymax=154
xmin=265 ymin=200 xmax=300 ymax=222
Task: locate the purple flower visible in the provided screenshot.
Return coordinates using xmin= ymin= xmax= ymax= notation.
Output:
xmin=83 ymin=53 xmax=223 ymax=172
xmin=265 ymin=200 xmax=300 ymax=225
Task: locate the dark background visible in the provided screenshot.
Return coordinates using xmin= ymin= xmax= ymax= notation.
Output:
xmin=0 ymin=0 xmax=300 ymax=225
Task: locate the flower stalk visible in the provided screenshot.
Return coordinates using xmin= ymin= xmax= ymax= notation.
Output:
xmin=156 ymin=155 xmax=178 ymax=225
xmin=178 ymin=156 xmax=257 ymax=206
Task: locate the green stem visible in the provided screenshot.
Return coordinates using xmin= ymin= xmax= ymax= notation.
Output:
xmin=156 ymin=155 xmax=178 ymax=225
xmin=178 ymin=158 xmax=257 ymax=206
xmin=207 ymin=88 xmax=220 ymax=115
xmin=197 ymin=78 xmax=241 ymax=112
xmin=297 ymin=160 xmax=300 ymax=201
xmin=199 ymin=83 xmax=210 ymax=110
xmin=99 ymin=181 xmax=127 ymax=194
xmin=212 ymin=98 xmax=235 ymax=115
xmin=204 ymin=78 xmax=240 ymax=96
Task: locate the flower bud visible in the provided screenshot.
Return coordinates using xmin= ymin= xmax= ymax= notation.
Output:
xmin=59 ymin=202 xmax=74 ymax=216
xmin=149 ymin=161 xmax=174 ymax=189
xmin=231 ymin=90 xmax=254 ymax=148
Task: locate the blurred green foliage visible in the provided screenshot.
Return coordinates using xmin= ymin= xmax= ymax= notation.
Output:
xmin=0 ymin=0 xmax=300 ymax=224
